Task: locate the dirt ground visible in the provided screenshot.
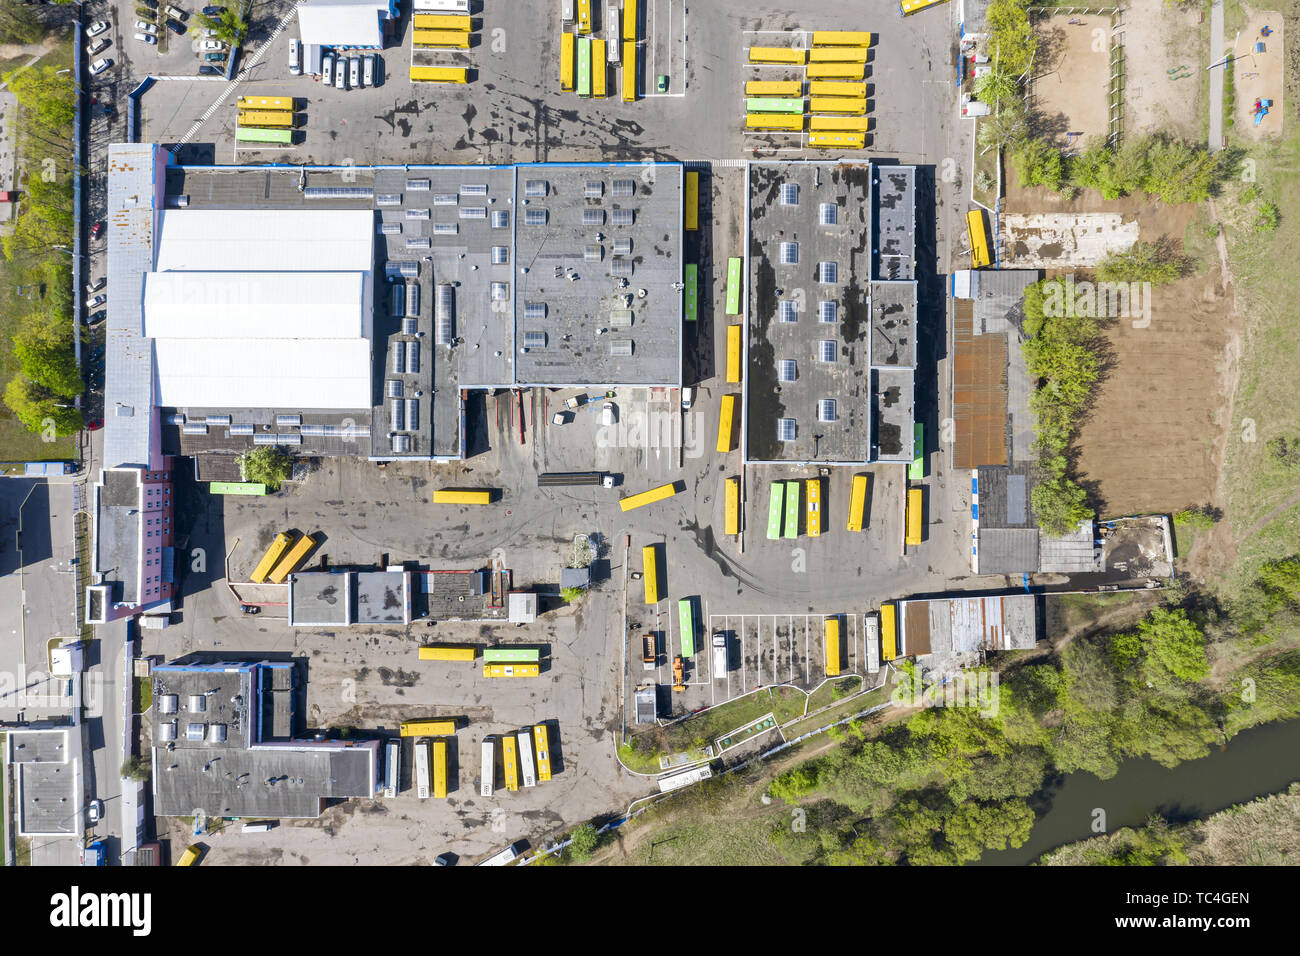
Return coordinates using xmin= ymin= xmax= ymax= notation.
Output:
xmin=1120 ymin=0 xmax=1204 ymax=140
xmin=1030 ymin=14 xmax=1113 ymax=149
xmin=1233 ymin=7 xmax=1285 ymax=140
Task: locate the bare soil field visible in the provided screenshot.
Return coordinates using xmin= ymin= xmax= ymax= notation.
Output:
xmin=1030 ymin=14 xmax=1113 ymax=148
xmin=1233 ymin=7 xmax=1285 ymax=140
xmin=1120 ymin=0 xmax=1203 ymax=140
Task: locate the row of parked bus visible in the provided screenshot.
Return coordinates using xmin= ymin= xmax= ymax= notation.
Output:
xmin=744 ymin=31 xmax=873 ymax=148
xmin=408 ymin=5 xmax=476 ymax=84
xmin=248 ymin=530 xmax=319 ymax=584
xmin=559 ymin=0 xmax=638 ymax=101
xmin=482 ymin=725 xmax=555 ymax=795
xmin=389 ymin=716 xmax=559 ymax=799
xmin=415 ymin=643 xmax=544 ymax=677
xmin=234 ymin=94 xmax=300 ymax=147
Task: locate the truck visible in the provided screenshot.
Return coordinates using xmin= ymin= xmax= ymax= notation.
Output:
xmin=537 ymin=471 xmax=616 ymax=488
xmin=712 ymin=632 xmax=728 ymax=676
xmin=672 ymin=655 xmax=685 ymax=692
xmin=642 ymin=633 xmax=656 ymax=670
xmin=82 ymin=840 xmax=106 ymax=866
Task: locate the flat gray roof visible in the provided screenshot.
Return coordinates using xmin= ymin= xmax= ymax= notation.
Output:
xmin=95 ymin=469 xmax=140 ymax=606
xmin=152 ymin=665 xmax=255 ymax=750
xmin=874 ymin=368 xmax=915 ymax=462
xmin=869 ymin=281 xmax=917 ymax=368
xmin=354 ymin=570 xmax=410 ymax=625
xmin=873 ymin=165 xmax=916 ymax=281
xmin=288 ymin=571 xmax=352 ymax=627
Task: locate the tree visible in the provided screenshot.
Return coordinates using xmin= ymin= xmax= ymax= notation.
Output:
xmin=1140 ymin=137 xmax=1222 ymax=204
xmin=560 ymin=586 xmax=586 ymax=603
xmin=985 ymin=0 xmax=1038 ymax=77
xmin=195 ymin=6 xmax=248 ymax=47
xmin=121 ymin=754 xmax=152 ymax=782
xmin=3 ymin=376 xmax=82 ymax=435
xmin=977 ymin=104 xmax=1029 ymax=152
xmin=1012 ymin=138 xmax=1065 ymax=191
xmin=975 ymin=67 xmax=1021 ymax=112
xmin=1031 ymin=473 xmax=1093 ymax=536
xmin=13 ymin=324 xmax=81 ymax=398
xmin=239 ymin=445 xmax=293 ymax=490
xmin=0 ymin=3 xmax=43 ymax=44
xmin=1095 ymin=241 xmax=1183 ymax=284
xmin=567 ymin=823 xmax=599 ymax=862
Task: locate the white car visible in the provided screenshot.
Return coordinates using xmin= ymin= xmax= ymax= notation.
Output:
xmin=90 ymin=57 xmax=113 ymax=76
xmin=87 ymin=799 xmax=103 ymax=824
xmin=86 ymin=37 xmax=110 ymax=57
xmin=135 ymin=33 xmax=157 ymax=44
xmin=86 ymin=294 xmax=107 ymax=310
xmin=348 ymin=55 xmax=360 ymax=88
xmin=199 ymin=39 xmax=225 ymax=51
xmin=134 ymin=20 xmax=158 ymax=33
xmin=165 ymin=4 xmax=186 ymax=19
xmin=86 ymin=20 xmax=111 ymax=38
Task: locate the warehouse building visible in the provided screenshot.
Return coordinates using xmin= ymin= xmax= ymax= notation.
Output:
xmin=296 ymin=0 xmax=396 ymax=50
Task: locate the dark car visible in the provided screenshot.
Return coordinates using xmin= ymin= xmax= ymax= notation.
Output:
xmin=141 ymin=0 xmax=158 ymax=7
xmin=166 ymin=19 xmax=185 ymax=34
xmin=204 ymin=51 xmax=226 ymax=62
xmin=90 ymin=220 xmax=104 ymax=239
xmin=199 ymin=65 xmax=222 ymax=75
xmin=202 ymin=4 xmax=221 ymax=13
xmin=240 ymin=604 xmax=260 ymax=614
xmin=87 ymin=310 xmax=107 ymax=326
xmin=90 ymin=345 xmax=105 ymax=361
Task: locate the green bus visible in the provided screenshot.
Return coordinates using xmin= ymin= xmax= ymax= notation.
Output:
xmin=684 ymin=263 xmax=698 ymax=322
xmin=678 ymin=598 xmax=696 ymax=657
xmin=745 ymin=97 xmax=804 ymax=114
xmin=909 ymin=422 xmax=925 ymax=479
xmin=725 ymin=257 xmax=743 ymax=315
xmin=236 ymin=126 xmax=293 ymax=145
xmin=577 ymin=37 xmax=592 ymax=97
xmin=783 ymin=480 xmax=800 ymax=538
xmin=210 ymin=481 xmax=267 ymax=496
xmin=766 ymin=482 xmax=785 ymax=539
xmin=482 ymin=647 xmax=541 ymax=664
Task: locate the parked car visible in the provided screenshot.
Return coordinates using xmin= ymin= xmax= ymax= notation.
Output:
xmin=134 ymin=20 xmax=157 ymax=33
xmin=166 ymin=19 xmax=185 ymax=34
xmin=85 ymin=37 xmax=109 ymax=57
xmin=372 ymin=53 xmax=383 ymax=87
xmin=134 ymin=33 xmax=157 ymax=44
xmin=87 ymin=310 xmax=107 ymax=326
xmin=87 ymin=799 xmax=103 ymax=824
xmin=202 ymin=5 xmax=222 ymax=14
xmin=86 ymin=294 xmax=107 ymax=310
xmin=240 ymin=604 xmax=260 ymax=615
xmin=362 ymin=52 xmax=374 ymax=87
xmin=89 ymin=58 xmax=112 ymax=77
xmin=681 ymin=386 xmax=694 ymax=410
xmin=86 ymin=20 xmax=111 ymax=38
xmin=656 ymin=74 xmax=669 ymax=93
xmin=289 ymin=38 xmax=301 ymax=76
xmin=198 ymin=64 xmax=222 ymax=75
xmin=90 ymin=220 xmax=104 ymax=239
xmin=348 ymin=55 xmax=360 ymax=88
xmin=204 ymin=52 xmax=225 ymax=62
xmin=199 ymin=38 xmax=224 ymax=51
xmin=165 ymin=4 xmax=186 ymax=19
xmin=86 ymin=277 xmax=105 ymax=294
xmin=86 ymin=418 xmax=104 ymax=432
xmin=140 ymin=0 xmax=158 ymax=8
xmin=334 ymin=56 xmax=346 ymax=89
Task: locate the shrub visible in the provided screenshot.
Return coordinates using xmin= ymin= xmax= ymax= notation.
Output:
xmin=239 ymin=445 xmax=293 ymax=490
xmin=567 ymin=823 xmax=599 ymax=862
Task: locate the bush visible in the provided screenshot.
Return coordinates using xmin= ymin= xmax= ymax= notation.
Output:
xmin=560 ymin=586 xmax=586 ymax=603
xmin=1095 ymin=241 xmax=1184 ymax=284
xmin=1031 ymin=474 xmax=1093 ymax=536
xmin=1254 ymin=200 xmax=1280 ymax=233
xmin=1174 ymin=508 xmax=1216 ymax=530
xmin=567 ymin=823 xmax=599 ymax=862
xmin=121 ymin=754 xmax=151 ymax=782
xmin=239 ymin=445 xmax=293 ymax=490
xmin=1012 ymin=138 xmax=1065 ymax=191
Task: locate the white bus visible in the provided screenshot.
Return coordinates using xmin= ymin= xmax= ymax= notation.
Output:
xmin=384 ymin=739 xmax=400 ymax=798
xmin=477 ymin=843 xmax=519 ymax=866
xmin=606 ymin=5 xmax=619 ymax=58
xmin=415 ymin=740 xmax=431 ymax=799
xmin=480 ymin=739 xmax=495 ymax=797
xmin=657 ymin=763 xmax=713 ymax=793
xmin=414 ymin=0 xmax=470 ymax=11
xmin=561 ymin=0 xmax=574 ymax=21
xmin=516 ymin=730 xmax=537 ymax=788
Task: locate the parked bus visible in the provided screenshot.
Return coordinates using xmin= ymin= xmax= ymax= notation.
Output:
xmin=716 ymin=394 xmax=736 ymax=453
xmin=745 ymin=97 xmax=804 ymax=114
xmin=384 ymin=739 xmax=400 ymax=798
xmin=622 ymin=41 xmax=636 ymax=101
xmin=237 ymin=110 xmax=294 ymax=128
xmin=236 ymin=95 xmax=293 ymax=111
xmin=684 ymin=263 xmax=699 ymax=321
xmin=725 ymin=258 xmax=743 ymax=315
xmin=847 ymin=474 xmax=869 ymax=532
xmin=432 ymin=488 xmax=493 ymax=504
xmin=806 ymin=63 xmax=864 ymax=79
xmin=409 ymin=65 xmax=469 ymax=83
xmin=746 ymin=79 xmax=802 ymax=96
xmin=592 ymin=39 xmax=607 ymax=96
xmin=726 ymin=324 xmax=742 ymax=381
xmin=909 ymin=422 xmax=925 ymax=479
xmin=724 ymin=477 xmax=740 ymax=536
xmin=810 ymin=116 xmax=871 ymax=132
xmin=176 ymin=844 xmax=201 ymax=866
xmin=432 ymin=739 xmax=448 ymax=798
xmin=678 ymin=598 xmax=696 ymax=657
xmin=415 ymin=740 xmax=431 ymax=799
xmin=810 ymin=47 xmax=868 ymax=63
xmin=906 ymin=487 xmax=924 ymax=546
xmin=482 ymin=647 xmax=540 ymax=664
xmin=413 ymin=28 xmax=471 ymax=47
xmin=401 ymin=718 xmax=457 ymax=737
xmin=250 ymin=532 xmax=293 ymax=584
xmin=766 ymin=481 xmax=786 ymax=540
xmin=419 ymin=644 xmax=477 ymax=662
xmin=480 ymin=738 xmax=495 ymax=796
xmin=643 ymin=544 xmax=660 ymax=604
xmin=502 ymin=734 xmax=519 ymax=791
xmin=657 ymin=763 xmax=712 ymax=792
xmin=824 ymin=615 xmax=841 ymax=677
xmin=533 ymin=725 xmax=552 ymax=782
xmin=809 ymin=97 xmax=866 ymax=114
xmin=811 ymin=31 xmax=873 ymax=47
xmin=516 ymin=730 xmax=537 ymax=787
xmin=749 ymin=46 xmax=806 ymax=64
xmin=210 ymin=481 xmax=266 ymax=496
xmin=623 ymin=0 xmax=637 ymax=40
xmin=607 ymin=4 xmax=620 ymax=48
xmin=966 ymin=208 xmax=991 ymax=268
xmin=412 ymin=12 xmax=472 ymax=30
xmin=808 ymin=131 xmax=866 ymax=149
xmin=745 ymin=113 xmax=804 ymax=131
xmin=806 ymin=476 xmax=822 ymax=537
xmin=809 ymin=80 xmax=866 ymax=97
xmin=900 ymin=0 xmax=948 ymax=14
xmin=619 ymin=482 xmax=680 ymax=511
xmin=577 ymin=0 xmax=592 ymax=32
xmin=478 ymin=843 xmax=519 ymax=866
xmin=560 ymin=31 xmax=576 ymax=90
xmin=266 ymin=532 xmax=316 ymax=583
xmin=880 ymin=602 xmax=897 ymax=661
xmin=235 ymin=127 xmax=293 ymax=145
xmin=783 ymin=480 xmax=801 ymax=539
xmin=684 ymin=171 xmax=699 ymax=231
xmin=484 ymin=663 xmax=540 ymax=677
xmin=576 ymin=36 xmax=592 ymax=96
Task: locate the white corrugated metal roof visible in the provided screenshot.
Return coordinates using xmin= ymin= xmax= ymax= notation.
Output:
xmin=154 ymin=208 xmax=375 ymax=272
xmin=144 ymin=272 xmax=365 ymax=339
xmin=153 ymin=337 xmax=373 ymax=410
xmin=297 ymin=0 xmax=390 ymax=47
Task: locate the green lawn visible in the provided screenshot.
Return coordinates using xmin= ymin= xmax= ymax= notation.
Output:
xmin=781 ymin=682 xmax=892 ymax=740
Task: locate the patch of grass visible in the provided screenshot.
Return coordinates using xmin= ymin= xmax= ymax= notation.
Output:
xmin=1222 ymin=50 xmax=1235 ymax=131
xmin=135 ymin=677 xmax=153 ymax=715
xmin=1049 ymin=590 xmax=1145 ymax=631
xmin=623 ymin=686 xmax=808 ymax=770
xmin=14 ymin=837 xmax=30 ymax=867
xmin=806 ymin=676 xmax=862 ymax=714
xmin=782 ymin=682 xmax=891 ymax=740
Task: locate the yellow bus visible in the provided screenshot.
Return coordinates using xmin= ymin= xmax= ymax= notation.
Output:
xmin=592 ymin=38 xmax=607 ymax=96
xmin=749 ymin=46 xmax=806 ymax=65
xmin=502 ymin=734 xmax=519 ymax=791
xmin=846 ymin=474 xmax=869 ymax=532
xmin=806 ymin=477 xmax=822 ymax=537
xmin=811 ymin=31 xmax=873 ymax=47
xmin=880 ymin=602 xmax=897 ymax=661
xmin=724 ymin=477 xmax=740 ymax=536
xmin=177 ymin=844 xmax=201 ymax=866
xmin=401 ymin=718 xmax=457 ymax=737
xmin=410 ymin=65 xmax=469 ymax=83
xmin=716 ymin=394 xmax=736 ymax=453
xmin=824 ymin=615 xmax=841 ymax=677
xmin=533 ymin=725 xmax=552 ymax=782
xmin=642 ymin=544 xmax=660 ymax=605
xmin=267 ymin=532 xmax=316 ymax=584
xmin=432 ymin=739 xmax=448 ymax=798
xmin=901 ymin=0 xmax=948 ymax=14
xmin=412 ymin=13 xmax=472 ymax=31
xmin=418 ymin=645 xmax=477 ymax=662
xmin=966 ymin=209 xmax=991 ymax=269
xmin=906 ymin=487 xmax=924 ymax=546
xmin=622 ymin=41 xmax=636 ymax=101
xmin=746 ymin=113 xmax=803 ymax=131
xmin=684 ymin=171 xmax=699 ymax=231
xmin=236 ymin=95 xmax=293 ymax=111
xmin=623 ymin=0 xmax=637 ymax=40
xmin=483 ymin=663 xmax=541 ymax=677
xmin=432 ymin=489 xmax=493 ymax=504
xmin=809 ymin=80 xmax=866 ymax=97
xmin=577 ymin=0 xmax=591 ymax=33
xmin=810 ymin=97 xmax=866 ymax=114
xmin=726 ymin=325 xmax=742 ymax=383
xmin=414 ymin=29 xmax=471 ymax=48
xmin=561 ymin=31 xmax=575 ymax=91
xmin=806 ymin=63 xmax=863 ymax=79
xmin=808 ymin=131 xmax=866 ymax=149
xmin=746 ymin=80 xmax=803 ymax=96
xmin=810 ymin=116 xmax=871 ymax=132
xmin=619 ymin=482 xmax=680 ymax=511
xmin=809 ymin=48 xmax=868 ymax=63
xmin=237 ymin=110 xmax=295 ymax=128
xmin=250 ymin=532 xmax=293 ymax=584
